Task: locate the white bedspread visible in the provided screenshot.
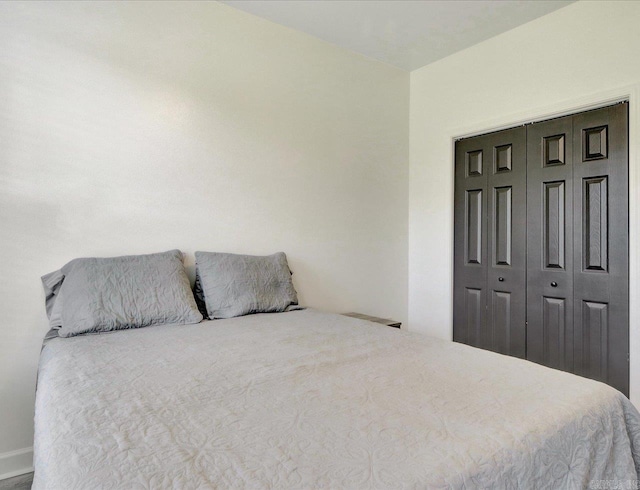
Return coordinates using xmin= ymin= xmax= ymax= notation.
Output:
xmin=34 ymin=309 xmax=640 ymax=489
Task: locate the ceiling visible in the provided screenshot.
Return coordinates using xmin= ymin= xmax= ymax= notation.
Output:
xmin=221 ymin=0 xmax=574 ymax=71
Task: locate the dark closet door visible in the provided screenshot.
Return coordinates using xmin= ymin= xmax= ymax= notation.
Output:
xmin=454 ymin=136 xmax=487 ymax=349
xmin=454 ymin=127 xmax=527 ymax=357
xmin=526 ymin=103 xmax=629 ymax=395
xmin=572 ymin=104 xmax=629 ymax=395
xmin=526 ymin=115 xmax=575 ymax=372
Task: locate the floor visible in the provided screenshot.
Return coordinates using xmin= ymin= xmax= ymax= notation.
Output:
xmin=0 ymin=473 xmax=33 ymax=490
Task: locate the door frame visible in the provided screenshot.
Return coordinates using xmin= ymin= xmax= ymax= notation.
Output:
xmin=449 ymin=83 xmax=640 ymax=405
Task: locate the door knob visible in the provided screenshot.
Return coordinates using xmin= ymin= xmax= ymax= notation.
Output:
xmin=498 ymin=277 xmax=504 ymax=282
xmin=551 ymin=281 xmax=558 ymax=287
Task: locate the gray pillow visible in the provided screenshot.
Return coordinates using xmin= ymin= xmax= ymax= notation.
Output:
xmin=195 ymin=251 xmax=298 ymax=319
xmin=42 ymin=250 xmax=203 ymax=338
xmin=41 ymin=268 xmax=64 ymax=327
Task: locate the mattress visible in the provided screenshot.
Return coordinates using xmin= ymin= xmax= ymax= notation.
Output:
xmin=33 ymin=309 xmax=640 ymax=488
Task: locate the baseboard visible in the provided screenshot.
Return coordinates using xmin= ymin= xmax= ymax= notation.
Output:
xmin=0 ymin=447 xmax=33 ymax=481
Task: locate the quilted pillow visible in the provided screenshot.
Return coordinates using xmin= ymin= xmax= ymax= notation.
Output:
xmin=195 ymin=251 xmax=298 ymax=319
xmin=41 ymin=250 xmax=202 ymax=337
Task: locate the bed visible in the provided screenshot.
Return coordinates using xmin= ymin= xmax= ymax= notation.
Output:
xmin=34 ymin=249 xmax=640 ymax=488
xmin=34 ymin=308 xmax=640 ymax=489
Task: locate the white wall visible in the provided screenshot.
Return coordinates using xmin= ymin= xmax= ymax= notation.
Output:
xmin=409 ymin=0 xmax=640 ymax=403
xmin=0 ymin=1 xmax=409 ymax=474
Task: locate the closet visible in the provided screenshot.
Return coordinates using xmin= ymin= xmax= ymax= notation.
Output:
xmin=453 ymin=103 xmax=629 ymax=395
